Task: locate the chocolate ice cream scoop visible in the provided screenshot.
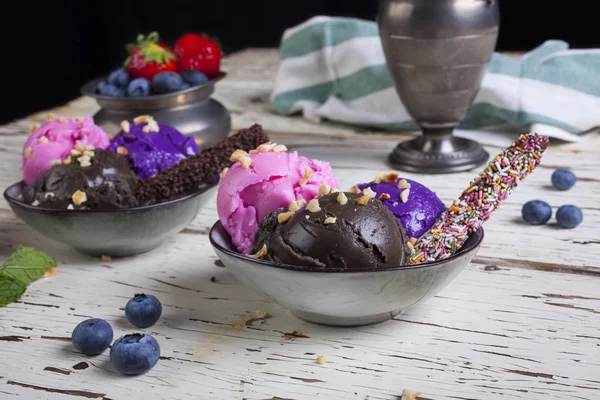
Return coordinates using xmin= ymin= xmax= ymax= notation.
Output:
xmin=251 ymin=191 xmax=410 ymax=269
xmin=22 ymin=149 xmax=140 ymax=210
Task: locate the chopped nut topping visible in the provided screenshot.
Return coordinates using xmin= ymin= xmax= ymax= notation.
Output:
xmin=249 ymin=149 xmax=258 ymax=154
xmin=24 ymin=147 xmax=32 ymax=158
xmin=363 ymin=187 xmax=376 ymax=198
xmin=296 ymin=199 xmax=307 ymax=208
xmin=101 ymin=255 xmax=112 ymax=262
xmin=409 ymin=237 xmax=417 ymax=246
xmin=47 ymin=113 xmax=57 ymax=121
xmin=256 ymin=141 xmax=274 ymax=152
xmin=44 ymin=192 xmax=55 ymax=199
xmin=220 ymin=167 xmax=229 ymax=177
xmin=384 ymin=172 xmax=400 ymax=183
xmin=277 ymin=211 xmax=294 ymax=223
xmin=318 ymin=184 xmax=332 ymax=196
xmin=272 ymin=144 xmax=288 ymax=152
xmin=48 ymin=159 xmax=62 ymax=167
xmin=142 ymin=120 xmax=160 ymax=133
xmin=75 ymin=117 xmax=85 ymax=123
xmin=324 ymin=216 xmax=337 ymax=225
xmin=239 ymin=156 xmax=252 ymax=169
xmin=83 ymin=150 xmax=95 ymax=158
xmin=378 ymin=193 xmax=391 ymax=201
xmin=230 ymin=149 xmax=248 ymax=162
xmin=307 ymin=198 xmax=321 ymax=213
xmin=58 ymin=117 xmax=67 ymax=124
xmin=316 ymin=356 xmax=326 ymax=365
xmin=116 ymin=146 xmax=128 ymax=155
xmin=337 ymin=192 xmax=348 ymax=205
xmin=72 ymin=190 xmax=87 ymax=206
xmin=373 ymin=173 xmax=384 ymax=184
xmin=67 ymin=204 xmax=74 ymax=210
xmin=399 ymin=189 xmax=410 ymax=203
xmin=31 ymin=200 xmax=40 ymax=206
xmin=63 ymin=156 xmax=72 ymax=165
xmin=251 ymin=244 xmax=268 ymax=259
xmin=133 ymin=115 xmax=153 ymax=124
xmin=400 ymin=389 xmax=422 ymax=400
xmin=288 ymin=201 xmax=301 ymax=212
xmin=71 ymin=149 xmax=82 ymax=157
xmin=355 ymin=188 xmax=376 ymax=206
xmin=305 ymin=215 xmax=310 ymax=219
xmin=77 ymin=155 xmax=91 ymax=167
xmin=329 ymin=188 xmax=339 ymax=194
xmin=80 ymin=160 xmax=92 ymax=168
xmin=120 ymin=120 xmax=130 ymax=133
xmin=348 ymin=185 xmax=361 ymax=194
xmin=29 ymin=124 xmax=39 ymax=133
xmin=299 ymin=167 xmax=313 ymax=185
xmin=75 ymin=143 xmax=86 ymax=152
xmin=85 ymin=145 xmax=95 ymax=151
xmin=397 ymin=179 xmax=411 ymax=189
xmin=38 ymin=136 xmax=49 ymax=144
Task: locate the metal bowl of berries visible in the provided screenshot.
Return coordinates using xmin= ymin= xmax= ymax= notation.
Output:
xmin=80 ymin=31 xmax=231 ymax=148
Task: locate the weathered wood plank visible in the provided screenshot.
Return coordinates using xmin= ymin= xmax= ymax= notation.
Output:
xmin=0 ymin=224 xmax=599 ymax=400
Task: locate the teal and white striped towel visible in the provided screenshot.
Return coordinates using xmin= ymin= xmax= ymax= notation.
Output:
xmin=271 ymin=16 xmax=600 ymax=146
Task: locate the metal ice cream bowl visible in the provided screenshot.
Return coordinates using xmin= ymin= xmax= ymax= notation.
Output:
xmin=209 ymin=220 xmax=484 ymax=327
xmin=81 ymin=72 xmax=231 ymax=147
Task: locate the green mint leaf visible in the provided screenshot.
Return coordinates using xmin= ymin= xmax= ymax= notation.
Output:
xmin=0 ymin=275 xmax=26 ymax=307
xmin=0 ymin=245 xmax=56 ymax=287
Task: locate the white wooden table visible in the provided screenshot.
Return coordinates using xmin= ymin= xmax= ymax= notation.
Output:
xmin=1 ymin=49 xmax=599 ymax=400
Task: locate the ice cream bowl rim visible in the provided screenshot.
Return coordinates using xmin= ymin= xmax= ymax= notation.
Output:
xmin=4 ymin=181 xmax=216 ymax=214
xmin=209 ymin=220 xmax=484 ymax=273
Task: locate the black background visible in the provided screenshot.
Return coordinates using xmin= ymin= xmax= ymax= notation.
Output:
xmin=2 ymin=0 xmax=599 ymax=124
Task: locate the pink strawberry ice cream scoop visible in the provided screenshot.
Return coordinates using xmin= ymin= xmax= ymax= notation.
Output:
xmin=22 ymin=116 xmax=110 ymax=185
xmin=217 ymin=147 xmax=338 ymax=254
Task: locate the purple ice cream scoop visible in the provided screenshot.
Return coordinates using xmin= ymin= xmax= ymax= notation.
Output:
xmin=357 ymin=176 xmax=445 ymax=239
xmin=109 ymin=120 xmax=199 ymax=180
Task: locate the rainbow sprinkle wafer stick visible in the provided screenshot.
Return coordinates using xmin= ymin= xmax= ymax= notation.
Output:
xmin=409 ymin=133 xmax=550 ymax=264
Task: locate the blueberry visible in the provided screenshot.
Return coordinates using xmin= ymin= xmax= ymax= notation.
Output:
xmin=179 ymin=83 xmax=191 ymax=90
xmin=125 ymin=293 xmax=162 ymax=328
xmin=556 ymin=205 xmax=583 ymax=229
xmin=97 ymin=81 xmax=125 ymax=97
xmin=107 ymin=68 xmax=130 ymax=87
xmin=152 ymin=72 xmax=184 ymax=94
xmin=127 ymin=78 xmax=151 ymax=97
xmin=71 ymin=318 xmax=113 ymax=356
xmin=551 ymin=169 xmax=576 ymax=191
xmin=110 ymin=333 xmax=160 ymax=375
xmin=182 ymin=70 xmax=209 ymax=87
xmin=522 ymin=200 xmax=552 ymax=225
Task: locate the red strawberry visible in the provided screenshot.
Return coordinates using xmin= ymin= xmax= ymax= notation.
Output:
xmin=125 ymin=32 xmax=177 ymax=81
xmin=174 ymin=33 xmax=221 ymax=79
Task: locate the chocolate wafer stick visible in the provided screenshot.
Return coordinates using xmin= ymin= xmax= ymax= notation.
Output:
xmin=410 ymin=133 xmax=550 ymax=264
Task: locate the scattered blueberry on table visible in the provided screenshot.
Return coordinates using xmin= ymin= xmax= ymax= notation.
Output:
xmin=110 ymin=333 xmax=161 ymax=376
xmin=556 ymin=205 xmax=583 ymax=229
xmin=551 ymin=169 xmax=577 ymax=191
xmin=71 ymin=318 xmax=114 ymax=356
xmin=125 ymin=293 xmax=162 ymax=328
xmin=522 ymin=200 xmax=552 ymax=225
